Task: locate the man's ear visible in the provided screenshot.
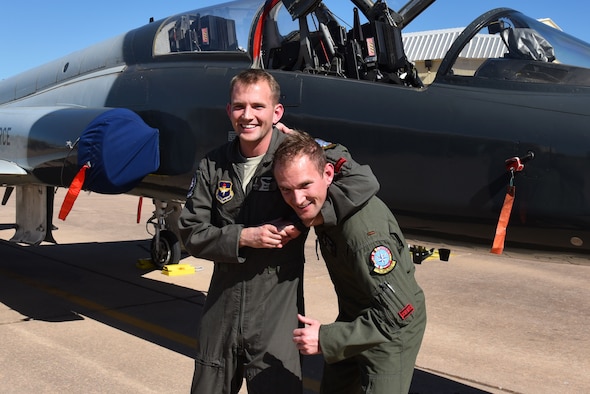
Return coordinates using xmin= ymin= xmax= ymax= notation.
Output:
xmin=324 ymin=163 xmax=335 ymax=185
xmin=273 ymin=103 xmax=285 ymax=124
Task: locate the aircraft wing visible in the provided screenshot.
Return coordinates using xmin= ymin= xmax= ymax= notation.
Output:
xmin=0 ymin=160 xmax=27 ymax=175
xmin=0 ymin=106 xmax=160 ymax=192
xmin=0 ymin=106 xmax=160 ymax=245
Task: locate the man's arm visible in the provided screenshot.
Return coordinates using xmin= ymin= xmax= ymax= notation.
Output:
xmin=321 ymin=143 xmax=380 ymax=226
xmin=293 ymin=309 xmax=395 ymax=362
xmin=178 ymin=161 xmax=246 ymax=263
xmin=318 ymin=308 xmax=395 ymax=363
xmin=178 ymin=159 xmax=294 ymax=263
xmin=275 ymin=124 xmax=380 ymax=227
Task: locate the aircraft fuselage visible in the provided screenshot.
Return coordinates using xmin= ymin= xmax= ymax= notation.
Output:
xmin=1 ymin=1 xmax=589 ymax=254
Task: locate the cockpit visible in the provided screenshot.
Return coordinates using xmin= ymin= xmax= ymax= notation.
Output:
xmin=151 ymin=0 xmax=590 ymax=88
xmin=153 ymin=0 xmax=258 ymax=54
xmin=257 ymin=0 xmax=423 ymax=87
xmin=436 ymin=8 xmax=590 ymax=87
xmin=153 ymin=0 xmax=423 ymax=87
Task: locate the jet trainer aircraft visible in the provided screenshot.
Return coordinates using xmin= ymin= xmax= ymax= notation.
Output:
xmin=1 ymin=0 xmax=589 ymax=266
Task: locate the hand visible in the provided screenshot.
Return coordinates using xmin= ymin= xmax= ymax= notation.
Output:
xmin=281 ymin=224 xmax=301 ymax=245
xmin=275 ymin=122 xmax=294 ymax=134
xmin=239 ymin=224 xmax=288 ymax=249
xmin=267 ymin=218 xmax=303 ymax=246
xmin=293 ymin=314 xmax=322 ymax=355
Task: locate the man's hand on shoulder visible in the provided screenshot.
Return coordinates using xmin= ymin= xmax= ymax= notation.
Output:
xmin=275 ymin=122 xmax=295 ymax=134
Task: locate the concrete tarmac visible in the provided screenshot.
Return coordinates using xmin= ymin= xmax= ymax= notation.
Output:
xmin=0 ymin=189 xmax=588 ymax=393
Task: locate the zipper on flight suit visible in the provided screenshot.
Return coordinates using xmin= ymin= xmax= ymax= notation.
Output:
xmin=233 ymin=153 xmax=274 ymax=356
xmin=233 ymin=157 xmax=263 ymax=356
xmin=373 ymin=280 xmax=414 ymax=327
xmin=237 ymin=279 xmax=246 ymax=355
xmin=230 ymin=160 xmax=247 ymax=356
xmin=373 ymin=281 xmax=396 ymax=326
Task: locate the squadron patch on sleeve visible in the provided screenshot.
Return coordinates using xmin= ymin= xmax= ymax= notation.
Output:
xmin=371 ymin=245 xmax=396 ymax=274
xmin=186 ymin=174 xmax=197 ymax=199
xmin=216 ymin=181 xmax=234 ymax=204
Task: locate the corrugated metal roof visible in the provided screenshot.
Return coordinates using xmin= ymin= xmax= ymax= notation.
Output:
xmin=403 ymin=28 xmax=507 ymax=61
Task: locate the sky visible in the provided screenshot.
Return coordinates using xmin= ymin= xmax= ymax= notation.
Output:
xmin=1 ymin=0 xmax=589 ymax=80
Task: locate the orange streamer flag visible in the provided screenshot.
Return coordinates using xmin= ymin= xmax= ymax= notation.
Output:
xmin=490 ymin=186 xmax=515 ymax=254
xmin=58 ymin=163 xmax=90 ymax=220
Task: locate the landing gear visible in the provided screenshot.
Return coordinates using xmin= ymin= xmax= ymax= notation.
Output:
xmin=151 ymin=229 xmax=181 ymax=268
xmin=147 ymin=200 xmax=183 ymax=268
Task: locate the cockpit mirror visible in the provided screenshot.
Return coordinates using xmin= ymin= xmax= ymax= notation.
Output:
xmin=281 ymin=0 xmax=322 ymax=20
xmin=488 ymin=20 xmax=505 ymax=35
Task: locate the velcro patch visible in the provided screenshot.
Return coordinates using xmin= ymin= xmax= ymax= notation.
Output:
xmin=398 ymin=304 xmax=415 ymax=320
xmin=216 ymin=181 xmax=234 ymax=204
xmin=334 ymin=157 xmax=347 ymax=173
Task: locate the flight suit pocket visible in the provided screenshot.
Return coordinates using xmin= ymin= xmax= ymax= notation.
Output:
xmin=372 ymin=280 xmax=415 ymax=328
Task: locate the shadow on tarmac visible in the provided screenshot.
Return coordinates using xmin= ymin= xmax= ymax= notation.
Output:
xmin=0 ymin=238 xmax=204 ymax=357
xmin=0 ymin=239 xmax=493 ymax=394
xmin=302 ymin=354 xmax=492 ymax=394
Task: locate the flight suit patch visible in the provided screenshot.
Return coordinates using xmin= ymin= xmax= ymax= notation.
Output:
xmin=315 ymin=138 xmax=336 ymax=149
xmin=186 ymin=174 xmax=197 ymax=199
xmin=252 ymin=176 xmax=275 ymax=192
xmin=216 ymin=180 xmax=234 ymax=204
xmin=371 ymin=245 xmax=396 ymax=274
xmin=334 ymin=157 xmax=347 ymax=173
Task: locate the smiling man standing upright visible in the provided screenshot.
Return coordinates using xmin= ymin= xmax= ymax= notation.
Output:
xmin=179 ymin=69 xmax=305 ymax=394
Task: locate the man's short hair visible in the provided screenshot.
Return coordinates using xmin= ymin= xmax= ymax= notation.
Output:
xmin=230 ymin=69 xmax=281 ymax=104
xmin=273 ymin=131 xmax=326 ymax=174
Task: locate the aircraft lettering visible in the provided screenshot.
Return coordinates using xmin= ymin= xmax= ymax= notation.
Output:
xmin=0 ymin=127 xmax=10 ymax=146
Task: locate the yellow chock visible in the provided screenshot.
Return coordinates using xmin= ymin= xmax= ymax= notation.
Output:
xmin=161 ymin=263 xmax=196 ymax=276
xmin=136 ymin=258 xmax=156 ymax=270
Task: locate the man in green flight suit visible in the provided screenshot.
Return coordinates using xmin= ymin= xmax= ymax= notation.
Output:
xmin=178 ymin=69 xmax=380 ymax=394
xmin=273 ymin=131 xmax=427 ymax=394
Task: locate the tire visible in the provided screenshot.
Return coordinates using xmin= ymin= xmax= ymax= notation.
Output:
xmin=150 ymin=229 xmax=181 ymax=268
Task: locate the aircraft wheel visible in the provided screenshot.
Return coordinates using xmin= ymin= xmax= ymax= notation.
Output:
xmin=151 ymin=230 xmax=181 ymax=268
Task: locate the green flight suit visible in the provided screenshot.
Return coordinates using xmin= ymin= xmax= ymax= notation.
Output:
xmin=315 ymin=197 xmax=426 ymax=394
xmin=178 ymin=128 xmax=379 ymax=394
